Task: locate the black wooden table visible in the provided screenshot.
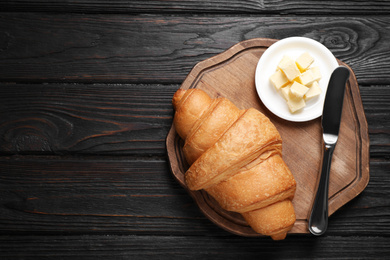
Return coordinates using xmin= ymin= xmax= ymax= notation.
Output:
xmin=1 ymin=1 xmax=389 ymax=259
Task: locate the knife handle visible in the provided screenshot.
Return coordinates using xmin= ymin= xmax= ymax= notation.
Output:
xmin=308 ymin=142 xmax=335 ymax=236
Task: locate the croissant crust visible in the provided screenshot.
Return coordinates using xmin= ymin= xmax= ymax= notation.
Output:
xmin=172 ymin=89 xmax=297 ymax=240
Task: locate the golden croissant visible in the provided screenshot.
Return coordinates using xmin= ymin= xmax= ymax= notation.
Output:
xmin=172 ymin=88 xmax=296 ymax=240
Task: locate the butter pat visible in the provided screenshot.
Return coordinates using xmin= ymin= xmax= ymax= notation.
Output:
xmin=287 ymin=97 xmax=306 ymax=113
xmin=305 ymin=81 xmax=322 ymax=100
xmin=297 ymin=70 xmax=316 ymax=86
xmin=296 ymin=52 xmax=314 ymax=72
xmin=280 ymin=84 xmax=291 ymax=101
xmin=308 ymin=66 xmax=322 ymax=81
xmin=277 ymin=55 xmax=294 ymax=70
xmin=290 ymin=81 xmax=309 ymax=99
xmin=270 ymin=70 xmax=289 ymax=90
xmin=278 ymin=55 xmax=301 ymax=81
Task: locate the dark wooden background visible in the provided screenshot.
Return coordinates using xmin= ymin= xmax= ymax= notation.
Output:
xmin=0 ymin=1 xmax=389 ymax=259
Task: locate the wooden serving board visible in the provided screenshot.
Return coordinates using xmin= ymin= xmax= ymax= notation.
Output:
xmin=166 ymin=38 xmax=369 ymax=236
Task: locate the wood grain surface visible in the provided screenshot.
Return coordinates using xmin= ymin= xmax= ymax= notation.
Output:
xmin=0 ymin=14 xmax=389 ymax=85
xmin=2 ymin=0 xmax=390 ymax=14
xmin=0 ymin=83 xmax=176 ymax=155
xmin=0 ymin=0 xmax=390 ymax=259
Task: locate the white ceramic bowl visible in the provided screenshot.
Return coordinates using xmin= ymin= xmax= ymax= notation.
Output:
xmin=255 ymin=37 xmax=339 ymax=122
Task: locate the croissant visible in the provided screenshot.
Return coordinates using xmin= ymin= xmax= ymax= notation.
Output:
xmin=172 ymin=88 xmax=296 ymax=240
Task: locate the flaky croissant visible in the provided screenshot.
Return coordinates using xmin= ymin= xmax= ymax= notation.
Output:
xmin=172 ymin=88 xmax=296 ymax=240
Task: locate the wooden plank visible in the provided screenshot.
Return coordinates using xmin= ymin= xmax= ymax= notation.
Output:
xmin=0 ymin=14 xmax=389 ymax=84
xmin=2 ymin=0 xmax=390 ymax=14
xmin=0 ymin=83 xmax=389 ymax=155
xmin=0 ymin=156 xmax=388 ymax=236
xmin=0 ymin=234 xmax=390 ymax=259
xmin=0 ymin=157 xmax=213 ymax=235
xmin=360 ymin=86 xmax=390 ymax=157
xmin=0 ymin=83 xmax=176 ymax=155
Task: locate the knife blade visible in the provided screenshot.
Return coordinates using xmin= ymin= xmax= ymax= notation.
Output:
xmin=308 ymin=66 xmax=350 ymax=236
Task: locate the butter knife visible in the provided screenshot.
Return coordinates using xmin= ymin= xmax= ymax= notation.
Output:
xmin=308 ymin=66 xmax=350 ymax=236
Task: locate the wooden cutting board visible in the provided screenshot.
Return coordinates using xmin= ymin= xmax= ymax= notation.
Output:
xmin=166 ymin=38 xmax=369 ymax=236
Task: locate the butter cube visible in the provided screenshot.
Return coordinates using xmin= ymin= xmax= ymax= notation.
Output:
xmin=270 ymin=70 xmax=289 ymax=90
xmin=287 ymin=97 xmax=306 ymax=113
xmin=277 ymin=55 xmax=294 ymax=70
xmin=278 ymin=56 xmax=301 ymax=81
xmin=280 ymin=84 xmax=291 ymax=101
xmin=290 ymin=81 xmax=309 ymax=99
xmin=305 ymin=81 xmax=322 ymax=100
xmin=297 ymin=70 xmax=316 ymax=86
xmin=296 ymin=52 xmax=314 ymax=72
xmin=308 ymin=66 xmax=322 ymax=81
